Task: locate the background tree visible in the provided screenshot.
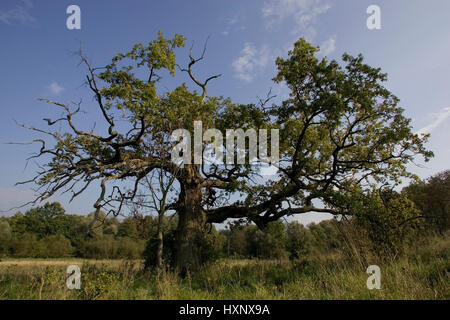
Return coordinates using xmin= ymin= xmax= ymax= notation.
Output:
xmin=117 ymin=218 xmax=139 ymax=239
xmin=18 ymin=33 xmax=432 ymax=272
xmin=404 ymin=170 xmax=450 ymax=233
xmin=286 ymin=221 xmax=314 ymax=260
xmin=39 ymin=234 xmax=73 ymax=258
xmin=0 ymin=220 xmax=12 ymax=257
xmin=350 ymin=188 xmax=422 ymax=260
xmin=246 ymin=221 xmax=289 ymax=259
xmin=132 ymin=168 xmax=179 ymax=269
xmin=11 ymin=202 xmax=66 ymax=239
xmin=223 ymin=221 xmax=249 ymax=258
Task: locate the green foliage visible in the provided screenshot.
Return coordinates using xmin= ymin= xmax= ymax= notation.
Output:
xmin=9 ymin=202 xmax=65 ymax=238
xmin=0 ymin=233 xmax=448 ymax=300
xmin=143 ymin=215 xmax=177 ymax=269
xmin=116 ymin=237 xmax=146 ymax=259
xmin=2 ymin=203 xmax=147 ymax=259
xmin=98 ymin=30 xmax=186 ymax=118
xmin=404 ymin=170 xmax=450 ymax=232
xmin=202 ymin=226 xmax=227 ymax=262
xmin=81 ymin=235 xmax=145 ymax=259
xmin=9 ymin=233 xmax=40 ymax=258
xmin=309 ymin=220 xmax=344 ymax=252
xmin=3 ymin=166 xmax=449 ymax=264
xmin=352 ymin=189 xmax=422 ymax=257
xmin=20 ymin=32 xmax=435 ymax=271
xmin=84 ymin=211 xmax=106 ymax=239
xmin=0 ymin=220 xmax=12 ymax=256
xmin=39 ymin=234 xmax=73 ymax=258
xmin=143 ymin=230 xmax=174 ymax=269
xmin=286 ymin=222 xmax=314 ymax=259
xmin=80 ymin=264 xmax=122 ymax=300
xmin=103 ymin=223 xmax=118 ymax=236
xmin=246 ymin=221 xmax=289 ymax=259
xmin=143 ymin=220 xmax=224 ymax=269
xmin=117 ymin=218 xmax=139 ymax=239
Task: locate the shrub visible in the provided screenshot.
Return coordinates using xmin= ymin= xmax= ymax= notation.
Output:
xmin=10 ymin=233 xmax=39 ymax=257
xmin=39 ymin=234 xmax=74 ymax=258
xmin=116 ymin=237 xmax=145 ymax=259
xmin=0 ymin=220 xmax=12 ymax=256
xmin=286 ymin=222 xmax=313 ymax=260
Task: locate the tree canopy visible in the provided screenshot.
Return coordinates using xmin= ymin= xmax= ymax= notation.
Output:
xmin=18 ymin=32 xmax=432 ymax=271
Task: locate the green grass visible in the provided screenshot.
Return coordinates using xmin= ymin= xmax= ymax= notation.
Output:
xmin=0 ymin=236 xmax=448 ymax=300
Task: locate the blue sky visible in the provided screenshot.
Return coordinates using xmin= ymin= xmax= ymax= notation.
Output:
xmin=1 ymin=0 xmax=449 ymax=225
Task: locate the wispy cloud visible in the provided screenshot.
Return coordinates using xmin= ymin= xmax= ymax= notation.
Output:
xmin=227 ymin=13 xmax=240 ymax=26
xmin=319 ymin=35 xmax=336 ymax=56
xmin=416 ymin=107 xmax=450 ymax=136
xmin=0 ymin=0 xmax=35 ymax=25
xmin=262 ymin=0 xmax=331 ymax=39
xmin=222 ymin=12 xmax=246 ymax=36
xmin=48 ymin=82 xmax=64 ymax=95
xmin=232 ymin=43 xmax=271 ymax=82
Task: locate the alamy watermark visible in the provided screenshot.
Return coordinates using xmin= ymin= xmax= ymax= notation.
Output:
xmin=66 ymin=5 xmax=81 ymax=30
xmin=65 ymin=5 xmax=380 ymax=31
xmin=366 ymin=265 xmax=381 ymax=290
xmin=367 ymin=5 xmax=381 ymax=30
xmin=66 ymin=265 xmax=81 ymax=290
xmin=170 ymin=121 xmax=279 ymax=173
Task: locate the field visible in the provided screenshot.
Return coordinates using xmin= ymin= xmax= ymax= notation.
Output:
xmin=0 ymin=235 xmax=448 ymax=300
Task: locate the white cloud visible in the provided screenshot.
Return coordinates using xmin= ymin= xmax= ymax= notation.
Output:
xmin=416 ymin=107 xmax=450 ymax=136
xmin=48 ymin=82 xmax=64 ymax=95
xmin=319 ymin=36 xmax=336 ymax=56
xmin=0 ymin=0 xmax=35 ymax=25
xmin=232 ymin=43 xmax=271 ymax=82
xmin=262 ymin=0 xmax=330 ymax=39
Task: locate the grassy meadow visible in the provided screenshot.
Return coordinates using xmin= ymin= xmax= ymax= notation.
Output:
xmin=0 ymin=234 xmax=448 ymax=300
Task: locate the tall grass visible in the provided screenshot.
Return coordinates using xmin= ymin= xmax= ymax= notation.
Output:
xmin=0 ymin=234 xmax=448 ymax=300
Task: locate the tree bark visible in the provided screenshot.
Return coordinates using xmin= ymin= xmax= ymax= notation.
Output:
xmin=156 ymin=207 xmax=164 ymax=269
xmin=173 ymin=181 xmax=206 ymax=275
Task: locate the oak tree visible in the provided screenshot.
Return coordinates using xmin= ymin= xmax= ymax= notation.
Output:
xmin=18 ymin=32 xmax=432 ymax=272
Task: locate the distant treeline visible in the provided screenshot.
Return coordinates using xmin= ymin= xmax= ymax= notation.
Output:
xmin=0 ymin=170 xmax=448 ymax=263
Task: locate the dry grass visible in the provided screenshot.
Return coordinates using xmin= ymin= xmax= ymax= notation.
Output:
xmin=0 ymin=235 xmax=448 ymax=300
xmin=0 ymin=258 xmax=142 ymax=268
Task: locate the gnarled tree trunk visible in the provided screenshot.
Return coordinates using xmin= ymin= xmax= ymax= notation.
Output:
xmin=174 ymin=180 xmax=206 ymax=275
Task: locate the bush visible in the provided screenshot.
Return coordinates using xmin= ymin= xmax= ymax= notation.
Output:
xmin=82 ymin=235 xmax=117 ymax=259
xmin=246 ymin=221 xmax=289 ymax=259
xmin=81 ymin=235 xmax=144 ymax=259
xmin=353 ymin=189 xmax=422 ymax=259
xmin=39 ymin=234 xmax=74 ymax=258
xmin=404 ymin=170 xmax=450 ymax=233
xmin=116 ymin=237 xmax=145 ymax=259
xmin=286 ymin=222 xmax=313 ymax=260
xmin=202 ymin=227 xmax=227 ymax=262
xmin=0 ymin=220 xmax=12 ymax=256
xmin=10 ymin=233 xmax=39 ymax=257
